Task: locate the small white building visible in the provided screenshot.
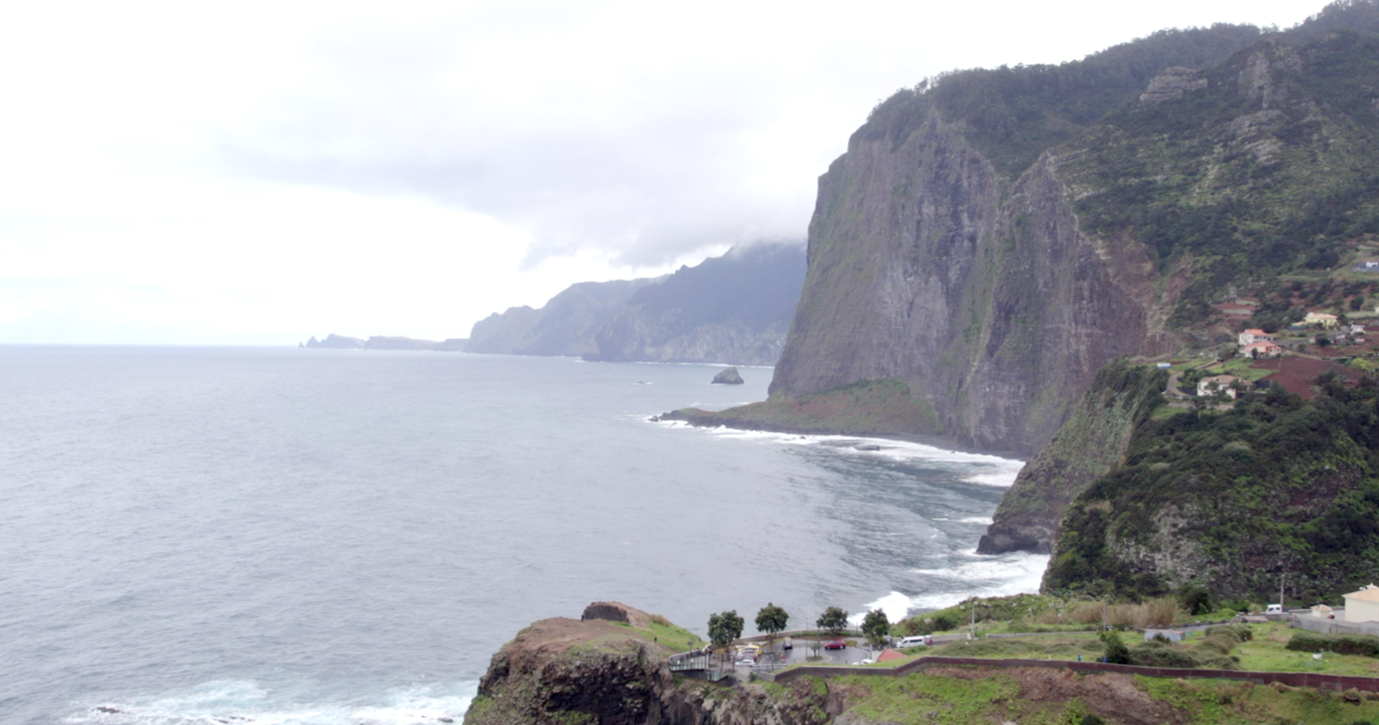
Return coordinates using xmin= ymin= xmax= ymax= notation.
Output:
xmin=1344 ymin=585 xmax=1379 ymax=623
xmin=1239 ymin=328 xmax=1274 ymax=346
xmin=1198 ymin=374 xmax=1241 ymax=399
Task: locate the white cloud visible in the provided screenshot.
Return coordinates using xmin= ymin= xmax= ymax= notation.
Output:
xmin=0 ymin=0 xmax=1322 ymax=343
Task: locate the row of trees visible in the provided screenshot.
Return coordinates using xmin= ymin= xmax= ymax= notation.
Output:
xmin=705 ymin=603 xmax=894 ymax=654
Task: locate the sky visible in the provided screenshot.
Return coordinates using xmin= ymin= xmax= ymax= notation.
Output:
xmin=0 ymin=0 xmax=1323 ymax=344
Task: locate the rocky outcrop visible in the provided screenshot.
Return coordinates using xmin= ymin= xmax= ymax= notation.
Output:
xmin=303 ymin=333 xmax=366 ymax=349
xmin=1138 ymin=67 xmax=1206 ymax=103
xmin=465 ymin=603 xmax=833 ymax=725
xmin=300 ymin=334 xmax=466 ymax=351
xmin=977 ymin=361 xmax=1167 ymax=555
xmin=711 ymin=367 xmax=745 ymax=385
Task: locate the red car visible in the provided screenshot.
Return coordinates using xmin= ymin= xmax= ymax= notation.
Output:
xmin=823 ymin=639 xmax=847 ymax=650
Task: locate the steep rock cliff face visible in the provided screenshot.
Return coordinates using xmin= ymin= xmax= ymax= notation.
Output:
xmin=769 ymin=112 xmax=1174 ymax=455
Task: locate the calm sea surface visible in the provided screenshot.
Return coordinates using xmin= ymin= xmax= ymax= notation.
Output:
xmin=0 ymin=347 xmax=1044 ymax=724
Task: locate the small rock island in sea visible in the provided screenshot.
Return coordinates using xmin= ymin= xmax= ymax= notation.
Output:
xmin=711 ymin=366 xmax=744 ymax=385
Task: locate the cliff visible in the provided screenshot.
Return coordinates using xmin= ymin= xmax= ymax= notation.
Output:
xmin=587 ymin=243 xmax=806 ymax=366
xmin=467 ymin=278 xmax=658 ymax=357
xmin=684 ymin=3 xmax=1379 ymax=462
xmin=467 ymin=243 xmax=805 ymax=364
xmin=464 ymin=601 xmax=837 ymax=725
xmin=1043 ymin=372 xmax=1379 ymax=603
xmin=977 ymin=362 xmax=1168 ymax=555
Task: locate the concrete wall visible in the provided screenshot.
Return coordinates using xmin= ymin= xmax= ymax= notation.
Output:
xmin=1292 ymin=615 xmax=1379 ymax=637
xmin=1346 ymin=597 xmax=1379 ymax=624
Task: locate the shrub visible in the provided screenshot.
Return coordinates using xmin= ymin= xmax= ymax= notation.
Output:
xmin=1204 ymin=624 xmax=1253 ymax=642
xmin=1287 ymin=631 xmax=1379 ymax=657
xmin=931 ymin=614 xmax=959 ymax=632
xmin=1101 ymin=632 xmax=1131 ymax=664
xmin=1178 ymin=583 xmax=1212 ymax=615
xmin=1129 ymin=642 xmax=1199 ymax=668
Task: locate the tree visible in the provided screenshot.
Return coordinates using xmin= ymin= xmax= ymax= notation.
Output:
xmin=1100 ymin=631 xmax=1131 ymax=664
xmin=816 ymin=606 xmax=848 ymax=637
xmin=707 ymin=610 xmax=744 ymax=657
xmin=755 ymin=602 xmax=789 ymax=642
xmin=861 ymin=609 xmax=890 ymax=648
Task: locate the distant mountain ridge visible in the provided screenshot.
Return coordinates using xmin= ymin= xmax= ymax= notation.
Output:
xmin=466 ymin=242 xmax=806 ymax=365
xmin=300 ymin=334 xmax=467 ymax=350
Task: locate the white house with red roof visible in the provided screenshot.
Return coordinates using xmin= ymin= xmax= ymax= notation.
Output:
xmin=1242 ymin=340 xmax=1284 ymax=358
xmin=1239 ymin=328 xmax=1273 ymax=346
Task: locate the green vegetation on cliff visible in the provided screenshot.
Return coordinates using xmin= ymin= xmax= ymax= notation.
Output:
xmin=1045 ymin=373 xmax=1379 ymax=602
xmin=978 ymin=361 xmax=1168 ymax=554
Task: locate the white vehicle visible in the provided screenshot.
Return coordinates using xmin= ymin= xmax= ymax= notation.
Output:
xmin=896 ymin=636 xmax=931 ymax=648
xmin=1266 ymin=604 xmax=1284 ymax=615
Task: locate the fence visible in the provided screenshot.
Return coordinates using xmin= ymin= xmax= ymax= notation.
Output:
xmin=760 ymin=655 xmax=1379 ymax=693
xmin=1291 ymin=615 xmax=1379 ymax=637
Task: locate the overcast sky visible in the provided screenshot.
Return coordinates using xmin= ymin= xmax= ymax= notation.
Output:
xmin=0 ymin=0 xmax=1321 ymax=344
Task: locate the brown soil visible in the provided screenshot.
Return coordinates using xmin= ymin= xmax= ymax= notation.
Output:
xmin=1252 ymin=356 xmax=1370 ymax=399
xmin=926 ymin=666 xmax=1187 ymax=725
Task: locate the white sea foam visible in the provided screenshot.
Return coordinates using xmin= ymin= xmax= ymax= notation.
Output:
xmin=934 ymin=516 xmax=994 ymax=525
xmin=67 ymin=680 xmax=477 ymax=725
xmin=668 ymin=425 xmax=1026 ymax=468
xmin=849 ymin=552 xmax=1051 ymax=625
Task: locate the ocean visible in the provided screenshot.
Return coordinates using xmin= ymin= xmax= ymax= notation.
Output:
xmin=0 ymin=347 xmax=1044 ymax=724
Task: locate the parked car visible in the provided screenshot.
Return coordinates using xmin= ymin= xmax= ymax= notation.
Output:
xmin=824 ymin=639 xmax=847 ymax=650
xmin=782 ymin=637 xmax=793 ymax=650
xmin=896 ymin=636 xmax=931 ymax=648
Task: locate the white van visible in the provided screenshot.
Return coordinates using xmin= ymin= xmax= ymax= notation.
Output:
xmin=896 ymin=636 xmax=931 ymax=648
xmin=1266 ymin=604 xmax=1284 ymax=615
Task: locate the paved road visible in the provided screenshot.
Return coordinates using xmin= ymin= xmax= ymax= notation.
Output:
xmin=733 ymin=638 xmax=931 ymax=673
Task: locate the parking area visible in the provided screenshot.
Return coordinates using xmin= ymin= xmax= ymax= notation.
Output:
xmin=731 ymin=638 xmax=908 ymax=672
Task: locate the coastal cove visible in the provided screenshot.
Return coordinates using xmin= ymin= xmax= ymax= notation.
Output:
xmin=0 ymin=346 xmax=1037 ymax=725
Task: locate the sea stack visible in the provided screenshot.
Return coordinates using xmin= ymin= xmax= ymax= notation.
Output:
xmin=711 ymin=366 xmax=744 ymax=385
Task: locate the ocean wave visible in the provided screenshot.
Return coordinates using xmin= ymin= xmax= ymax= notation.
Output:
xmin=849 ymin=552 xmax=1051 ymax=625
xmin=657 ymin=424 xmax=1025 ymax=466
xmin=65 ymin=680 xmax=476 ymax=725
xmin=933 ymin=516 xmax=994 ymax=525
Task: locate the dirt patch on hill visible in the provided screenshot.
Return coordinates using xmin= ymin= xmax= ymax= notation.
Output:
xmin=927 ymin=666 xmax=1186 ymax=725
xmin=1253 ymin=356 xmax=1370 ymax=398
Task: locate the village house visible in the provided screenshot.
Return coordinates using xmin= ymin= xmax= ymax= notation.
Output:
xmin=1305 ymin=312 xmax=1339 ymax=329
xmin=1197 ymin=374 xmax=1241 ymax=398
xmin=1344 ymin=585 xmax=1379 ymax=623
xmin=1241 ymin=340 xmax=1284 ymax=358
xmin=1238 ymin=328 xmax=1274 ymax=346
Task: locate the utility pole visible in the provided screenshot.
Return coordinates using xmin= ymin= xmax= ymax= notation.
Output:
xmin=1280 ymin=575 xmax=1286 ymax=611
